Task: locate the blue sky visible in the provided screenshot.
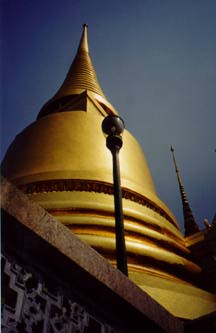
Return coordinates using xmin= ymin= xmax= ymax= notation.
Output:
xmin=1 ymin=0 xmax=216 ymax=231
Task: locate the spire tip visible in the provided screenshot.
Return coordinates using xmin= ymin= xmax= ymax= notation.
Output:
xmin=78 ymin=23 xmax=89 ymax=53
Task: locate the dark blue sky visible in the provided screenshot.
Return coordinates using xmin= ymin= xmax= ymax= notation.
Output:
xmin=1 ymin=0 xmax=216 ymax=231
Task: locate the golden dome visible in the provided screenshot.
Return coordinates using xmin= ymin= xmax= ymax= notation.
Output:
xmin=2 ymin=25 xmax=201 ymax=289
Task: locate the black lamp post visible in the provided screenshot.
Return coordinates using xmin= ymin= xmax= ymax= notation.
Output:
xmin=102 ymin=115 xmax=128 ymax=276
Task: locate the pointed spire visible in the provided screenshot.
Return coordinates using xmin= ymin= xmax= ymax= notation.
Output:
xmin=78 ymin=23 xmax=89 ymax=53
xmin=38 ymin=24 xmax=108 ymax=118
xmin=54 ymin=23 xmax=106 ymax=99
xmin=170 ymin=146 xmax=199 ymax=236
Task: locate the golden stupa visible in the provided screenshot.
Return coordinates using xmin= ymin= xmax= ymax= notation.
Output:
xmin=2 ymin=25 xmax=216 ymax=320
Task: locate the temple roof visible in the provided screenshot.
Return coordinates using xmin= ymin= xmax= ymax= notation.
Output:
xmin=2 ymin=25 xmax=204 ymax=297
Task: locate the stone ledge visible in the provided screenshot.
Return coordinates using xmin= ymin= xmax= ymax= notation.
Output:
xmin=1 ymin=176 xmax=183 ymax=333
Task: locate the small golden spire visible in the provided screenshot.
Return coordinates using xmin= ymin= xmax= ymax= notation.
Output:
xmin=38 ymin=24 xmax=107 ymax=118
xmin=170 ymin=146 xmax=199 ymax=236
xmin=56 ymin=23 xmax=106 ymax=98
xmin=78 ymin=23 xmax=89 ymax=53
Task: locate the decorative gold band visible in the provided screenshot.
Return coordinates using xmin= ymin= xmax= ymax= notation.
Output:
xmin=18 ymin=179 xmax=176 ymax=228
